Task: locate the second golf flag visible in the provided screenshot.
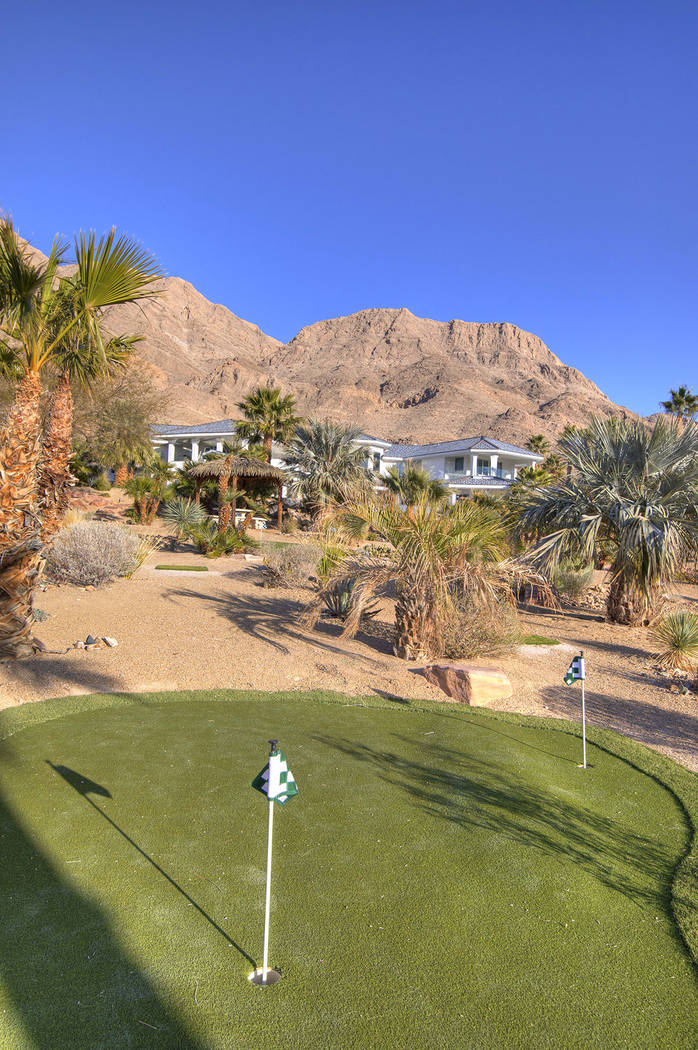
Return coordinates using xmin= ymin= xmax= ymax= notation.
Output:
xmin=253 ymin=748 xmax=299 ymax=805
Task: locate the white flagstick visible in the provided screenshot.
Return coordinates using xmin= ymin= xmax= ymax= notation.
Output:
xmin=262 ymin=793 xmax=274 ymax=983
xmin=580 ymin=650 xmax=587 ymax=769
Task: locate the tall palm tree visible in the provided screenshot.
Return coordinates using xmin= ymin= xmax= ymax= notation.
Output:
xmin=303 ymin=493 xmax=543 ymax=659
xmin=384 ymin=461 xmax=447 ymax=513
xmin=0 ymin=219 xmax=161 ymax=658
xmin=285 ymin=420 xmax=371 ymax=516
xmin=526 ymin=434 xmax=551 ymax=456
xmin=515 ymin=417 xmax=698 ymax=625
xmin=235 ymin=386 xmax=302 ymax=462
xmin=660 ymin=386 xmax=698 ymax=429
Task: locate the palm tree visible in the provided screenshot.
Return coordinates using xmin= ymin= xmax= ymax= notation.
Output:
xmin=303 ymin=493 xmax=544 ymax=659
xmin=0 ymin=219 xmax=161 ymax=658
xmin=384 ymin=461 xmax=447 ymax=513
xmin=285 ymin=420 xmax=371 ymax=516
xmin=526 ymin=434 xmax=551 ymax=456
xmin=660 ymin=386 xmax=698 ymax=429
xmin=235 ymin=387 xmax=302 ymax=462
xmin=515 ymin=417 xmax=698 ymax=625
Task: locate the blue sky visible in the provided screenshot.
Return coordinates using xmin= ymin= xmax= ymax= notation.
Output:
xmin=2 ymin=0 xmax=696 ymax=415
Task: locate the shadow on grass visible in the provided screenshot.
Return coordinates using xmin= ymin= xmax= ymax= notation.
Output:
xmin=540 ymin=687 xmax=698 ymax=766
xmin=0 ymin=769 xmax=208 ymax=1048
xmin=47 ymin=763 xmax=256 ymax=968
xmin=316 ymin=734 xmax=681 ymax=912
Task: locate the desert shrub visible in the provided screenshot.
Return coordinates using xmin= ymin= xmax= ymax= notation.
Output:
xmin=280 ymin=517 xmax=298 ymax=534
xmin=323 ymin=578 xmax=379 ymax=620
xmin=263 ymin=543 xmax=320 ymax=587
xmin=125 ymin=535 xmax=162 ymax=577
xmin=92 ymin=472 xmax=112 ymax=492
xmin=61 ymin=508 xmax=94 ymax=528
xmin=441 ymin=598 xmax=519 ymax=659
xmin=552 ymin=560 xmax=594 ymax=600
xmin=161 ymin=497 xmax=206 ymax=549
xmin=46 ymin=522 xmax=140 ymax=586
xmin=652 ymin=611 xmax=698 ymax=673
xmin=189 ymin=519 xmax=245 ymax=557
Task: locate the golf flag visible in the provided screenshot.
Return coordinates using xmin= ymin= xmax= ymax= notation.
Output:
xmin=564 ymin=654 xmax=585 ymax=685
xmin=252 ymin=748 xmax=298 ymax=805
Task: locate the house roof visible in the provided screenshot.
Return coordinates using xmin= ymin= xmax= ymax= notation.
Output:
xmin=383 ymin=436 xmax=542 ymax=459
xmin=152 ymin=419 xmax=237 ymax=437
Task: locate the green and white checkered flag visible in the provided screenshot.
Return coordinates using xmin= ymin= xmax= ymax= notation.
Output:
xmin=252 ymin=748 xmax=298 ymax=805
xmin=564 ymin=654 xmax=585 ymax=685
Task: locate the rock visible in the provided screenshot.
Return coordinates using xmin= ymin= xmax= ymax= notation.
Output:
xmin=74 ymin=640 xmax=85 ymax=649
xmin=84 ymin=585 xmax=95 ymax=592
xmin=85 ymin=635 xmax=97 ymax=646
xmin=102 ymin=637 xmax=118 ymax=648
xmin=416 ymin=663 xmax=513 ymax=706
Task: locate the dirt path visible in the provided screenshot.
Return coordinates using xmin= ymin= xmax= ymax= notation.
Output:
xmin=2 ymin=549 xmax=697 ymax=772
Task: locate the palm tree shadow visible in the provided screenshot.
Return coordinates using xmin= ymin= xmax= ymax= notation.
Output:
xmin=47 ymin=763 xmax=256 ymax=968
xmin=0 ymin=766 xmax=209 ymax=1048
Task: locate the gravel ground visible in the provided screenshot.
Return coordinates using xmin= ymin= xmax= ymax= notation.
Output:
xmin=2 ymin=543 xmax=697 ymax=772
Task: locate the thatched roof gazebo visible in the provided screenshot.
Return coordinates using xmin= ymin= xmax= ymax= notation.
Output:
xmin=188 ymin=456 xmax=287 ymax=531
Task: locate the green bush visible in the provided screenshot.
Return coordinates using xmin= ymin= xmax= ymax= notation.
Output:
xmin=552 ymin=560 xmax=594 ymax=600
xmin=652 ymin=611 xmax=698 ymax=673
xmin=189 ymin=519 xmax=245 ymax=557
xmin=92 ymin=472 xmax=112 ymax=492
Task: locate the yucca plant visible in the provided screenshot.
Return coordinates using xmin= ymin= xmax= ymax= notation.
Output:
xmin=323 ymin=578 xmax=379 ymax=621
xmin=161 ymin=497 xmax=206 ymax=548
xmin=652 ymin=611 xmax=698 ymax=672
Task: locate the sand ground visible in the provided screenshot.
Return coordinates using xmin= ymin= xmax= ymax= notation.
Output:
xmin=2 ymin=530 xmax=697 ymax=772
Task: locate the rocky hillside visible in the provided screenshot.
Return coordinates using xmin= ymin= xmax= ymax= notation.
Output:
xmin=21 ymin=239 xmax=630 ymax=443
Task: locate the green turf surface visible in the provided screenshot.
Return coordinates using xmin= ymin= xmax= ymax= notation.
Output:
xmin=0 ymin=691 xmax=696 ymax=1050
xmin=518 ymin=634 xmax=560 ymax=645
xmin=154 ymin=564 xmax=209 ymax=571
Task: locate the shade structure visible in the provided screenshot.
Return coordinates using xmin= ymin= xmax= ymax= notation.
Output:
xmin=188 ymin=456 xmax=286 ymax=530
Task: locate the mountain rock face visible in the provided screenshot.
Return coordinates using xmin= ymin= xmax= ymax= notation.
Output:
xmin=24 ymin=237 xmax=630 ymax=443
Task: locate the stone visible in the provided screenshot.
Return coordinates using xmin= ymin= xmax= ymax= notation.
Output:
xmin=102 ymin=637 xmax=118 ymax=648
xmin=74 ymin=640 xmax=85 ymax=649
xmin=415 ymin=663 xmax=513 ymax=706
xmin=85 ymin=635 xmax=97 ymax=646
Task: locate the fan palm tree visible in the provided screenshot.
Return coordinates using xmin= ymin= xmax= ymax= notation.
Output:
xmin=660 ymin=386 xmax=698 ymax=429
xmin=526 ymin=434 xmax=551 ymax=456
xmin=303 ymin=492 xmax=544 ymax=659
xmin=235 ymin=387 xmax=302 ymax=462
xmin=0 ymin=219 xmax=161 ymax=658
xmin=384 ymin=462 xmax=447 ymax=513
xmin=515 ymin=417 xmax=698 ymax=625
xmin=285 ymin=420 xmax=371 ymax=516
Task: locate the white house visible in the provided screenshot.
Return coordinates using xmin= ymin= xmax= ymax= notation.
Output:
xmin=381 ymin=436 xmax=543 ymax=501
xmin=151 ymin=422 xmax=541 ymax=501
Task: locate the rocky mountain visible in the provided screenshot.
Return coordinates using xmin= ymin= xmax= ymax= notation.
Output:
xmin=20 ymin=238 xmax=631 ymax=444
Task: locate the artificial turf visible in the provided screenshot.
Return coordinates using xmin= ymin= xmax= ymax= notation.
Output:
xmin=0 ymin=690 xmax=695 ymax=1050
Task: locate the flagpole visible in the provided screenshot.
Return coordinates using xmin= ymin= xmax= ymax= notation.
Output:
xmin=262 ymin=792 xmax=274 ymax=983
xmin=580 ymin=649 xmax=587 ymax=769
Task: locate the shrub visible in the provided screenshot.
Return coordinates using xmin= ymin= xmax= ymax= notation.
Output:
xmin=552 ymin=560 xmax=594 ymax=600
xmin=652 ymin=611 xmax=698 ymax=672
xmin=92 ymin=472 xmax=112 ymax=492
xmin=323 ymin=578 xmax=379 ymax=621
xmin=263 ymin=543 xmax=320 ymax=587
xmin=189 ymin=519 xmax=245 ymax=557
xmin=46 ymin=522 xmax=140 ymax=586
xmin=441 ymin=598 xmax=519 ymax=659
xmin=280 ymin=517 xmax=298 ymax=534
xmin=161 ymin=497 xmax=206 ymax=549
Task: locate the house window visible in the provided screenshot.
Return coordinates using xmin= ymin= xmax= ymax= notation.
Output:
xmin=477 ymin=457 xmax=490 ymax=476
xmin=372 ymin=452 xmax=381 ymax=471
xmin=454 ymin=456 xmax=464 ymax=473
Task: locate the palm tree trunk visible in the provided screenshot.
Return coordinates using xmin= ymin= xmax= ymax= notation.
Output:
xmin=218 ymin=456 xmax=233 ymax=532
xmin=393 ymin=578 xmax=437 ymax=659
xmin=0 ymin=369 xmax=44 ymax=660
xmin=264 ymin=435 xmax=273 ymax=463
xmin=114 ymin=464 xmax=129 ymax=486
xmin=39 ymin=372 xmax=74 ymax=542
xmin=606 ymin=571 xmax=661 ymax=626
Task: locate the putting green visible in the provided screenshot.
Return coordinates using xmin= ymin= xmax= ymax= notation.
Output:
xmin=0 ymin=691 xmax=695 ymax=1050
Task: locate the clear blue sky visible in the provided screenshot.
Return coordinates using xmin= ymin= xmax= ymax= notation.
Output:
xmin=2 ymin=0 xmax=696 ymax=415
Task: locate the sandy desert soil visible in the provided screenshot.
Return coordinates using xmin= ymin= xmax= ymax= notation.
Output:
xmin=2 ymin=529 xmax=697 ymax=772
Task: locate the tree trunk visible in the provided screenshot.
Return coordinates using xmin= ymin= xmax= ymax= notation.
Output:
xmin=194 ymin=479 xmax=201 ymax=505
xmin=606 ymin=571 xmax=661 ymax=626
xmin=393 ymin=578 xmax=437 ymax=659
xmin=0 ymin=369 xmax=44 ymax=660
xmin=217 ymin=456 xmax=233 ymax=532
xmin=264 ymin=435 xmax=273 ymax=463
xmin=114 ymin=464 xmax=129 ymax=486
xmin=146 ymin=497 xmax=160 ymax=525
xmin=277 ymin=481 xmax=283 ymax=530
xmin=38 ymin=372 xmax=74 ymax=542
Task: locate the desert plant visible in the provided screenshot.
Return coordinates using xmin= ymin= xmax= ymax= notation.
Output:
xmin=551 ymin=560 xmax=594 ymax=600
xmin=263 ymin=543 xmax=321 ymax=587
xmin=660 ymin=386 xmax=698 ymax=428
xmin=384 ymin=462 xmax=447 ymax=512
xmin=652 ymin=611 xmax=698 ymax=672
xmin=161 ymin=497 xmax=206 ymax=548
xmin=285 ymin=420 xmax=372 ymax=516
xmin=526 ymin=434 xmax=551 ymax=456
xmin=323 ymin=578 xmax=379 ymax=621
xmin=441 ymin=597 xmax=519 ymax=659
xmin=46 ymin=522 xmax=140 ymax=586
xmin=189 ymin=518 xmax=245 ymax=557
xmin=280 ymin=517 xmax=298 ymax=534
xmin=125 ymin=534 xmax=162 ymax=577
xmin=515 ymin=417 xmax=698 ymax=625
xmin=92 ymin=472 xmax=111 ymax=492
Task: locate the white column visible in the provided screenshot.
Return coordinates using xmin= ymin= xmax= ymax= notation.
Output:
xmin=490 ymin=454 xmax=498 ymax=477
xmin=191 ymin=439 xmax=200 ymax=462
xmin=167 ymin=442 xmax=176 ymax=464
xmin=470 ymin=453 xmax=478 ymax=477
xmin=450 ymin=491 xmax=457 ymax=506
xmin=215 ymin=441 xmax=224 ymax=453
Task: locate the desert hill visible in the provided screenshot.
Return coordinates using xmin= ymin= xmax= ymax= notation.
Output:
xmin=18 ymin=238 xmax=630 ymax=444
